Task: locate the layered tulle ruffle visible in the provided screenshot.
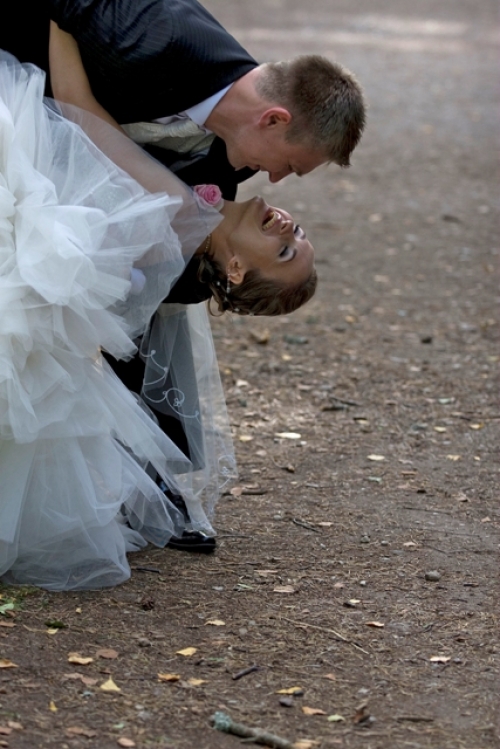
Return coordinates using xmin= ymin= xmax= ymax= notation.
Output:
xmin=0 ymin=54 xmax=235 ymax=590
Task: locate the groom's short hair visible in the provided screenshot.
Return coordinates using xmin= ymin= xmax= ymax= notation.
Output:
xmin=256 ymin=55 xmax=366 ymax=167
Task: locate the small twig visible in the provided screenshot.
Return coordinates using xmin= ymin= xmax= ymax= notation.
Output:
xmin=211 ymin=711 xmax=293 ymax=749
xmin=276 ymin=664 xmax=330 ymax=678
xmin=329 ymin=394 xmax=362 ymax=407
xmin=402 ymin=506 xmax=453 ymax=515
xmin=321 ymin=403 xmax=348 ymax=412
xmin=281 ymin=617 xmax=369 ymax=655
xmin=291 ymin=517 xmax=320 ymax=533
xmin=232 ymin=664 xmax=259 ymax=681
xmin=396 ymin=715 xmax=435 ymax=723
xmin=131 ymin=566 xmax=161 ymax=574
xmin=223 ymin=489 xmax=268 ymax=496
xmin=420 ymin=545 xmax=449 ymax=554
xmin=398 ymin=526 xmax=476 ymax=537
xmin=449 ymin=412 xmax=500 ymax=421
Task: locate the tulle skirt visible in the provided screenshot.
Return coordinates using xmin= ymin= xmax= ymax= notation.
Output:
xmin=0 ymin=53 xmax=235 ymax=590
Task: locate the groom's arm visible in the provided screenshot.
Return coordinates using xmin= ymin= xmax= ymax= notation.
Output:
xmin=46 ymin=0 xmax=257 ymax=123
xmin=46 ymin=0 xmax=183 ymax=121
xmin=49 ymin=21 xmax=124 ymax=132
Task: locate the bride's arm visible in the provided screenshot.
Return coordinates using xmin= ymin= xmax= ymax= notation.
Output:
xmin=49 ymin=21 xmax=123 ymax=133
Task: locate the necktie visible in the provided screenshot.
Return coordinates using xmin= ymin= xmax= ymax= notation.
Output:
xmin=122 ymin=119 xmax=215 ymax=154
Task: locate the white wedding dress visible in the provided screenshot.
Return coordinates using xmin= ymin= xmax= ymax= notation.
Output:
xmin=0 ymin=53 xmax=235 ymax=591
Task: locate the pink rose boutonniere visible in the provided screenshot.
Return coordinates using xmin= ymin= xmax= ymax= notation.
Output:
xmin=193 ymin=184 xmax=224 ymax=212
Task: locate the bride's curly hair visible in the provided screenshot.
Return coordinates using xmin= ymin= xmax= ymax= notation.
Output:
xmin=197 ymin=253 xmax=317 ymax=316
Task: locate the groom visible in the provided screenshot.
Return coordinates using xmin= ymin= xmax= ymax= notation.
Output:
xmin=2 ymin=0 xmax=366 ymax=552
xmin=3 ymin=0 xmax=365 ymax=196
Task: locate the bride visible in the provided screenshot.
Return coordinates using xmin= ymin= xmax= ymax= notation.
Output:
xmin=0 ymin=52 xmax=316 ymax=591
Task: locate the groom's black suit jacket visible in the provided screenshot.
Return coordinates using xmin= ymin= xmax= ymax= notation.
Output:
xmin=1 ymin=0 xmax=258 ymax=199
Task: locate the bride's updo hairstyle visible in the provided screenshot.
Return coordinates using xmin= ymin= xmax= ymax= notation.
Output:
xmin=197 ymin=253 xmax=317 ymax=316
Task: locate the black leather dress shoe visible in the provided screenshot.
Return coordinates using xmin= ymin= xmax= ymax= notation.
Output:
xmin=167 ymin=531 xmax=216 ymax=554
xmin=158 ymin=480 xmax=217 ymax=553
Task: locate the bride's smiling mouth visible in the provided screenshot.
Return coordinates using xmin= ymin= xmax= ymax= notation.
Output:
xmin=262 ymin=208 xmax=281 ymax=231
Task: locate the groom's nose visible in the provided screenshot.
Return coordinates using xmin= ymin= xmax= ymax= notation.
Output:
xmin=268 ymin=167 xmax=293 ymax=183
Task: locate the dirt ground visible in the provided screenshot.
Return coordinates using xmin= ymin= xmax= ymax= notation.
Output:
xmin=0 ymin=1 xmax=498 ymax=748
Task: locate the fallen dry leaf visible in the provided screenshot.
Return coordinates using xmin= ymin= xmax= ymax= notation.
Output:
xmin=65 ymin=727 xmax=97 ymax=738
xmin=365 ymin=621 xmax=385 ymax=628
xmin=205 ymin=619 xmax=225 ymax=626
xmin=276 ymin=686 xmax=303 ymax=695
xmin=63 ymin=673 xmax=98 ymax=687
xmin=229 ymin=486 xmax=243 ymax=497
xmin=470 ymin=423 xmax=484 ymax=430
xmin=99 ymin=677 xmax=121 ymax=692
xmin=367 ymin=454 xmax=385 ymax=461
xmin=0 ymin=729 xmax=11 ymax=737
xmin=96 ymin=648 xmax=119 ymax=660
xmin=68 ymin=653 xmax=94 ymax=666
xmin=256 ymin=569 xmax=276 ymax=577
xmin=49 ymin=701 xmax=58 ymax=712
xmin=302 ymin=706 xmax=326 ymax=716
xmin=434 ymin=426 xmax=447 ymax=433
xmin=187 ymin=678 xmax=207 ymax=686
xmin=250 ymin=329 xmax=270 ymax=345
xmin=158 ymin=673 xmax=181 ymax=682
xmin=293 ymin=741 xmax=320 ymax=749
xmin=317 ymin=521 xmax=333 ymax=527
xmin=273 ymin=585 xmax=295 ymax=594
xmin=176 ymin=647 xmax=197 ymax=657
xmin=352 ymin=703 xmax=370 ymax=724
xmin=117 ymin=739 xmax=136 ymax=748
xmin=430 ymin=656 xmax=451 ymax=663
xmin=0 ymin=622 xmax=15 ymax=629
xmin=0 ymin=659 xmax=17 ymax=669
xmin=275 ymin=432 xmax=301 ymax=439
xmin=446 ymin=454 xmax=461 ymax=461
xmin=7 ymin=722 xmax=22 ymax=731
xmin=327 ymin=714 xmax=346 ymax=723
xmin=323 ymin=673 xmax=336 ymax=681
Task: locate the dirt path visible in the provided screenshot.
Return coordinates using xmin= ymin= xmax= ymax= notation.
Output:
xmin=0 ymin=1 xmax=498 ymax=748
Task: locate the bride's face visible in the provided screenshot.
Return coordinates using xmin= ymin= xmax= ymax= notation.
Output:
xmin=224 ymin=196 xmax=315 ymax=286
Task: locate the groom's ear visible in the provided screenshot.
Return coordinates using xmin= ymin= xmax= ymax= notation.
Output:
xmin=258 ymin=107 xmax=292 ymax=129
xmin=226 ymin=256 xmax=245 ymax=286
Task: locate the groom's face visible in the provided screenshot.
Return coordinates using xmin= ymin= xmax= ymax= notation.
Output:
xmin=225 ymin=119 xmax=326 ymax=184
